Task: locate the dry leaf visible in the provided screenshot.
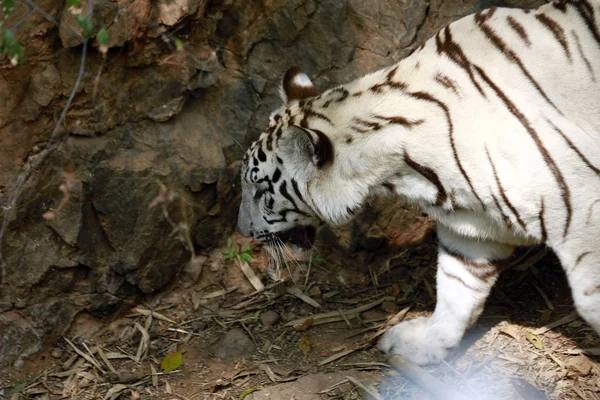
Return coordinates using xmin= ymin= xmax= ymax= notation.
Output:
xmin=104 ymin=384 xmax=128 ymax=400
xmin=499 ymin=324 xmax=520 ymax=340
xmin=298 ymin=335 xmax=311 ymax=358
xmin=160 ymin=352 xmax=183 ymax=372
xmin=526 ymin=331 xmax=544 ymax=349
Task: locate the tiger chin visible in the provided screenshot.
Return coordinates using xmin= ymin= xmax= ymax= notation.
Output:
xmin=237 ymin=0 xmax=600 ymax=366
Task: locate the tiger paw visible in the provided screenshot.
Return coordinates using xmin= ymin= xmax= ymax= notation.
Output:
xmin=377 ymin=317 xmax=458 ymax=365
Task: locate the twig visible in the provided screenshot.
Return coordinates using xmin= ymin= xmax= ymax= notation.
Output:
xmin=532 ymin=282 xmax=554 ymax=310
xmin=64 ymin=338 xmax=105 ymax=374
xmin=533 ymin=311 xmax=579 ymax=335
xmin=284 ymin=298 xmax=385 ymax=328
xmin=287 ymin=286 xmax=321 ymax=308
xmin=235 ymin=256 xmax=264 ymax=292
xmin=345 ymin=375 xmax=382 ymax=400
xmin=318 ymin=347 xmax=360 ymax=366
xmin=387 ymin=355 xmax=467 ymax=400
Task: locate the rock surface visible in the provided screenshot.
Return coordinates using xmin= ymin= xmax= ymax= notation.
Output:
xmin=0 ymin=0 xmax=544 ymax=368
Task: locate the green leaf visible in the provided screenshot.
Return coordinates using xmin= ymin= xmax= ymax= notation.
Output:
xmin=3 ymin=0 xmax=15 ymax=16
xmin=226 ymin=237 xmax=232 ymax=249
xmin=76 ymin=15 xmax=94 ymax=37
xmin=2 ymin=29 xmax=15 ymax=50
xmin=97 ymin=26 xmax=109 ymax=46
xmin=242 ymin=245 xmax=251 ymax=253
xmin=174 ymin=38 xmax=184 ymax=50
xmin=66 ymin=0 xmax=81 ymax=8
xmin=526 ymin=331 xmax=543 ymax=350
xmin=241 ymin=253 xmax=252 ymax=263
xmin=311 ymin=255 xmax=324 ymax=263
xmin=240 ymin=388 xmax=259 ymax=399
xmin=4 ymin=381 xmax=27 ymax=397
xmin=160 ymin=351 xmax=183 ymax=372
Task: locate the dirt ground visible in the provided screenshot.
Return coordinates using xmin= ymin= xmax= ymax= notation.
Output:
xmin=1 ymin=237 xmax=600 ymax=400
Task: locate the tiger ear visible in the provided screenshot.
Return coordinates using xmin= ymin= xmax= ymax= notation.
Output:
xmin=282 ymin=126 xmax=334 ymax=169
xmin=280 ymin=66 xmax=319 ymax=103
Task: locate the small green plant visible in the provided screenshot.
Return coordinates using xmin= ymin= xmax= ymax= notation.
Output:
xmin=222 ymin=237 xmax=253 ymax=264
xmin=310 ymin=254 xmax=325 ymax=264
xmin=1 ymin=0 xmax=23 ymax=65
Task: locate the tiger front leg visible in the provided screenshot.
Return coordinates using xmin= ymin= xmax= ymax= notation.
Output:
xmin=378 ymin=225 xmax=514 ymax=365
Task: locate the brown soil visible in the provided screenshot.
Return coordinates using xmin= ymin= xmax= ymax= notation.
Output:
xmin=1 ymin=239 xmax=599 ymax=400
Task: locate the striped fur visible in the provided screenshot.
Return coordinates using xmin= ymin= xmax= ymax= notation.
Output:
xmin=238 ymin=0 xmax=600 ymax=365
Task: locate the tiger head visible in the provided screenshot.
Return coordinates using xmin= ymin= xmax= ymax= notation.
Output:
xmin=237 ymin=66 xmax=342 ymax=250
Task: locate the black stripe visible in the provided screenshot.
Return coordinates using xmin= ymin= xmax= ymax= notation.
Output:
xmin=535 ymin=13 xmax=571 ymax=61
xmin=434 ymin=73 xmax=461 ymax=96
xmin=548 ymin=119 xmax=600 ymax=176
xmin=475 ymin=66 xmax=572 ymax=237
xmin=404 ymin=151 xmax=447 ymax=206
xmin=486 ymin=148 xmax=527 ymax=230
xmin=440 ymin=267 xmax=484 ymax=292
xmin=300 ymin=109 xmax=333 ymax=128
xmin=475 ymin=17 xmax=560 ymax=111
xmin=576 ymin=251 xmax=592 ymax=265
xmin=570 ymin=0 xmax=600 ymax=49
xmin=279 ymin=181 xmax=299 ymax=210
xmin=272 ymin=168 xmax=282 ymax=183
xmin=375 ymin=115 xmax=424 ymax=128
xmin=572 ymin=30 xmax=596 ymax=80
xmin=439 ymin=243 xmax=498 ymax=281
xmin=492 ymin=193 xmax=513 ymax=228
xmin=539 ymin=198 xmax=548 ymax=242
xmin=435 ymin=27 xmax=486 ymax=97
xmin=408 ymin=89 xmax=485 ymax=208
xmin=291 ymin=179 xmax=312 ymax=209
xmin=507 ymin=15 xmax=531 ymax=46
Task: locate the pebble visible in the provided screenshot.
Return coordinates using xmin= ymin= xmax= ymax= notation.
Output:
xmin=308 ymin=286 xmax=322 ymax=298
xmin=260 ymin=311 xmax=280 ymax=327
xmin=51 ymin=348 xmax=63 ymax=359
xmin=191 ymin=321 xmax=207 ymax=331
xmin=118 ymin=369 xmax=147 ymax=383
xmin=214 ymin=328 xmax=255 ymax=360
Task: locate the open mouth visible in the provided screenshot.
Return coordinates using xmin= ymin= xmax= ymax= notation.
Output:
xmin=275 ymin=226 xmax=316 ymax=249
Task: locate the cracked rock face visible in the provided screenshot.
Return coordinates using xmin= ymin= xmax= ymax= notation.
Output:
xmin=0 ymin=0 xmax=544 ymax=368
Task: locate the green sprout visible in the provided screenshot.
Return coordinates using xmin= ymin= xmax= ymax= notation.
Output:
xmin=76 ymin=15 xmax=94 ymax=38
xmin=1 ymin=29 xmax=23 ymax=65
xmin=222 ymin=237 xmax=253 ymax=264
xmin=3 ymin=0 xmax=14 ymax=16
xmin=310 ymin=255 xmax=325 ymax=264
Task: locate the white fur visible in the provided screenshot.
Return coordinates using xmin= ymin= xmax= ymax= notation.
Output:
xmin=293 ymin=73 xmax=313 ymax=87
xmin=241 ymin=0 xmax=600 ymax=365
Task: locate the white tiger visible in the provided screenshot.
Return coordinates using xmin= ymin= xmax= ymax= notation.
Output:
xmin=237 ymin=0 xmax=600 ymax=365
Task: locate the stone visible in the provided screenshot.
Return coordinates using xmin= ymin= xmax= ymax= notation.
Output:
xmin=260 ymin=311 xmax=281 ymax=327
xmin=213 ymin=328 xmax=255 ymax=360
xmin=51 ymin=347 xmax=63 ymax=358
xmin=29 ymin=64 xmax=61 ymax=107
xmin=308 ymin=286 xmax=322 ymax=299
